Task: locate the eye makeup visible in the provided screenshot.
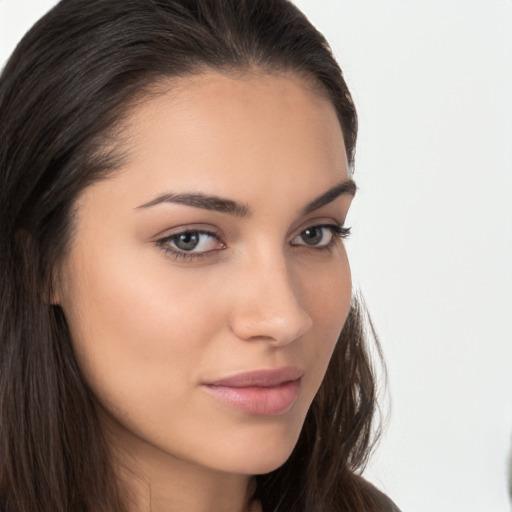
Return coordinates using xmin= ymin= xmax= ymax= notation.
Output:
xmin=155 ymin=222 xmax=351 ymax=262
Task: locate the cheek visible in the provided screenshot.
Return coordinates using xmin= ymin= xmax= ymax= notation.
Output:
xmin=302 ymin=248 xmax=352 ymax=338
xmin=59 ymin=244 xmax=225 ymax=414
xmin=296 ymin=250 xmax=352 ymax=398
xmin=58 ymin=233 xmax=353 ymax=475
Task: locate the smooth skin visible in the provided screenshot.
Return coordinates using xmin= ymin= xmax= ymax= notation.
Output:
xmin=56 ymin=71 xmax=355 ymax=512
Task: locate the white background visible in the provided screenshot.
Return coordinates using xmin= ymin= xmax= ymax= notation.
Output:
xmin=1 ymin=1 xmax=511 ymax=511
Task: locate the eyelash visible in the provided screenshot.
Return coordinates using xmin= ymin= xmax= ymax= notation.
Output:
xmin=156 ymin=223 xmax=351 ymax=262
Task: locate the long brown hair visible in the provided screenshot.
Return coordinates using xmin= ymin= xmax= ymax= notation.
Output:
xmin=0 ymin=1 xmax=382 ymax=510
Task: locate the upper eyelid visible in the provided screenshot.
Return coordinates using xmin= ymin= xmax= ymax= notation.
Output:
xmin=157 ymin=229 xmax=224 ymax=251
xmin=157 ymin=220 xmax=343 ymax=238
xmin=159 ymin=217 xmax=343 ymax=234
xmin=292 ymin=218 xmax=344 ymax=234
xmin=154 ymin=224 xmax=224 ymax=241
xmin=157 ymin=221 xmax=344 ymax=249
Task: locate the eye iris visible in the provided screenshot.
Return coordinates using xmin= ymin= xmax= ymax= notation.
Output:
xmin=174 ymin=231 xmax=200 ymax=251
xmin=302 ymin=227 xmax=323 ymax=245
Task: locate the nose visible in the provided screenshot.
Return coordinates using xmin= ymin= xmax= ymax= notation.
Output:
xmin=228 ymin=252 xmax=313 ymax=346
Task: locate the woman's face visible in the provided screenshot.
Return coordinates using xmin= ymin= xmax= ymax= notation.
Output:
xmin=57 ymin=71 xmax=354 ymax=477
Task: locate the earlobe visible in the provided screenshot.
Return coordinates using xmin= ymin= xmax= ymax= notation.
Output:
xmin=49 ymin=291 xmax=61 ymax=307
xmin=45 ymin=284 xmax=61 ymax=306
xmin=47 ymin=268 xmax=63 ymax=306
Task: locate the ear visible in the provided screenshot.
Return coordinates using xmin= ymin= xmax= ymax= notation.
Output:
xmin=49 ymin=288 xmax=61 ymax=306
xmin=16 ymin=228 xmax=63 ymax=306
xmin=46 ymin=266 xmax=63 ymax=306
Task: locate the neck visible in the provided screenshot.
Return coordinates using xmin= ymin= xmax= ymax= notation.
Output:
xmin=117 ymin=456 xmax=255 ymax=512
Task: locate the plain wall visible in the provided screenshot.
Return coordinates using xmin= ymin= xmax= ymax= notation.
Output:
xmin=1 ymin=1 xmax=511 ymax=511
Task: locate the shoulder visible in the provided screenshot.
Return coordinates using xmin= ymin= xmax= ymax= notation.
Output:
xmin=355 ymin=475 xmax=402 ymax=512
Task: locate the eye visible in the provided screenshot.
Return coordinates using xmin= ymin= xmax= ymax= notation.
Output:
xmin=157 ymin=229 xmax=225 ymax=259
xmin=291 ymin=224 xmax=350 ymax=248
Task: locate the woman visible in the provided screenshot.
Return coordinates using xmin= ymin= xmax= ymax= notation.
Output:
xmin=0 ymin=0 xmax=400 ymax=511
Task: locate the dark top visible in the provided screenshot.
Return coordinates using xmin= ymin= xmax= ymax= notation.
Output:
xmin=359 ymin=476 xmax=402 ymax=511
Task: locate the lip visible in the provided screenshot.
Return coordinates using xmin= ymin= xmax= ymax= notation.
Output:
xmin=202 ymin=367 xmax=303 ymax=415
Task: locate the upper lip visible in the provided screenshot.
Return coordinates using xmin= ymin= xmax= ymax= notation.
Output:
xmin=205 ymin=366 xmax=303 ymax=388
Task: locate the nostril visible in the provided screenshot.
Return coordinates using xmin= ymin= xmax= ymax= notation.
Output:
xmin=229 ymin=296 xmax=313 ymax=345
xmin=227 ymin=256 xmax=314 ymax=344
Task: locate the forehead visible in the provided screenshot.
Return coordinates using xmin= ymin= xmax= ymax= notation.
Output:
xmin=80 ymin=71 xmax=349 ymax=214
xmin=125 ymin=70 xmax=343 ymax=147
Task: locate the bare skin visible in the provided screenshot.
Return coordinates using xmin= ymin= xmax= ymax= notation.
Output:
xmin=56 ymin=71 xmax=354 ymax=512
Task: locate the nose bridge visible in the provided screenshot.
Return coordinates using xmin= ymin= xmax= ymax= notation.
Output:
xmin=229 ymin=245 xmax=313 ymax=344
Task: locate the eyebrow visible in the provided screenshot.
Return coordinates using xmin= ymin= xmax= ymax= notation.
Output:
xmin=300 ymin=179 xmax=357 ymax=215
xmin=136 ymin=191 xmax=250 ymax=217
xmin=136 ymin=178 xmax=356 ymax=217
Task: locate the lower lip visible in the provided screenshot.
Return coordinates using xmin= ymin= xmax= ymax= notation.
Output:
xmin=203 ymin=379 xmax=301 ymax=415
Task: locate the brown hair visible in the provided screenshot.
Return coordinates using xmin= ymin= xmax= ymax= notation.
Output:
xmin=0 ymin=1 xmax=382 ymax=510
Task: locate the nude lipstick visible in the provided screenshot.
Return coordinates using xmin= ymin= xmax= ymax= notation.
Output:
xmin=202 ymin=367 xmax=302 ymax=415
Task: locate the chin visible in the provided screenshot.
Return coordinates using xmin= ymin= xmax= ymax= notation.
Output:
xmin=217 ymin=448 xmax=297 ymax=476
xmin=244 ymin=452 xmax=295 ymax=476
xmin=208 ymin=420 xmax=304 ymax=476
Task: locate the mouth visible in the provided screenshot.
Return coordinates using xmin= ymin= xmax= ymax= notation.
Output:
xmin=202 ymin=367 xmax=303 ymax=416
